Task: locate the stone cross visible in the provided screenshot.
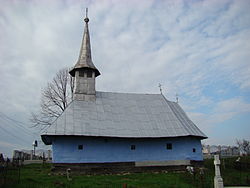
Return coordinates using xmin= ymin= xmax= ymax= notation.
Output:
xmin=214 ymin=155 xmax=224 ymax=188
xmin=66 ymin=168 xmax=72 ymax=181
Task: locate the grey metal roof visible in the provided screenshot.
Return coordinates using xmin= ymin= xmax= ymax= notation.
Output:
xmin=69 ymin=16 xmax=100 ymax=77
xmin=42 ymin=92 xmax=207 ymax=144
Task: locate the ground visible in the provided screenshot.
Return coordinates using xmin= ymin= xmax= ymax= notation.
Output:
xmin=1 ymin=157 xmax=249 ymax=188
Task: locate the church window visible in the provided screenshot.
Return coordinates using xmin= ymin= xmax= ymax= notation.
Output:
xmin=79 ymin=71 xmax=84 ymax=77
xmin=78 ymin=145 xmax=83 ymax=150
xmin=166 ymin=143 xmax=172 ymax=150
xmin=131 ymin=145 xmax=136 ymax=150
xmin=87 ymin=70 xmax=92 ymax=78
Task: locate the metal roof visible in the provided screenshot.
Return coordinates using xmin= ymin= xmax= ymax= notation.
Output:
xmin=41 ymin=92 xmax=207 ymax=144
xmin=69 ymin=15 xmax=100 ymax=77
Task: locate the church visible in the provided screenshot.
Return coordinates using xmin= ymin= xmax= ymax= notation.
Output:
xmin=41 ymin=13 xmax=207 ymax=172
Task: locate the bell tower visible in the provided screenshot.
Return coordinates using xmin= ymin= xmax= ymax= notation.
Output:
xmin=69 ymin=9 xmax=100 ymax=101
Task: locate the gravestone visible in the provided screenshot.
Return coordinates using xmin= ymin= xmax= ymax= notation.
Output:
xmin=214 ymin=155 xmax=224 ymax=188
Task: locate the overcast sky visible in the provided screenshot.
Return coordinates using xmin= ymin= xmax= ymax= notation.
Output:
xmin=0 ymin=0 xmax=250 ymax=157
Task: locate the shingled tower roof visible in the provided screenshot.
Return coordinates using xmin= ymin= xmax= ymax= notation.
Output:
xmin=69 ymin=10 xmax=100 ymax=77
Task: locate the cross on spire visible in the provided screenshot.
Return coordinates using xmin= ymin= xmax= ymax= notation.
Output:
xmin=85 ymin=7 xmax=88 ymax=18
xmin=84 ymin=8 xmax=89 ymax=23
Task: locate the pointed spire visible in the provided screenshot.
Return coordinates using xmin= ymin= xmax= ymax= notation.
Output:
xmin=69 ymin=8 xmax=100 ymax=77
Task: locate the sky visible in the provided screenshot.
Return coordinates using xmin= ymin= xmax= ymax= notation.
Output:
xmin=0 ymin=0 xmax=250 ymax=157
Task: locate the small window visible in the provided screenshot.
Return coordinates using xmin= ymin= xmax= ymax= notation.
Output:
xmin=87 ymin=71 xmax=92 ymax=78
xmin=131 ymin=145 xmax=136 ymax=150
xmin=166 ymin=143 xmax=172 ymax=150
xmin=78 ymin=145 xmax=83 ymax=150
xmin=79 ymin=71 xmax=84 ymax=77
xmin=193 ymin=148 xmax=196 ymax=153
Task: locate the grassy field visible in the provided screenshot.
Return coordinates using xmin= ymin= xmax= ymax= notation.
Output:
xmin=1 ymin=157 xmax=249 ymax=188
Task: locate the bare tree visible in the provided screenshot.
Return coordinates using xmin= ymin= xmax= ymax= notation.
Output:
xmin=31 ymin=68 xmax=74 ymax=129
xmin=236 ymin=139 xmax=250 ymax=155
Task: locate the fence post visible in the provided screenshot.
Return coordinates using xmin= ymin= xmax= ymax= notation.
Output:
xmin=3 ymin=167 xmax=6 ymax=187
xmin=214 ymin=155 xmax=224 ymax=188
xmin=18 ymin=166 xmax=20 ymax=183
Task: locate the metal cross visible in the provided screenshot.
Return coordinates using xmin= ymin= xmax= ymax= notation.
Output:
xmin=158 ymin=83 xmax=162 ymax=94
xmin=176 ymin=93 xmax=179 ymax=103
xmin=85 ymin=8 xmax=88 ymax=17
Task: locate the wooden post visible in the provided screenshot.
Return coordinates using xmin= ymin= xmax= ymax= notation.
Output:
xmin=48 ymin=150 xmax=51 ymax=160
xmin=30 ymin=150 xmax=33 ymax=160
xmin=214 ymin=155 xmax=224 ymax=188
xmin=18 ymin=166 xmax=20 ymax=183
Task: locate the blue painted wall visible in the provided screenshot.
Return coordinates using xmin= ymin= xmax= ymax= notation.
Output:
xmin=52 ymin=136 xmax=203 ymax=163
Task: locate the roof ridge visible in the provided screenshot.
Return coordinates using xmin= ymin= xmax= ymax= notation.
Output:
xmin=96 ymin=91 xmax=165 ymax=96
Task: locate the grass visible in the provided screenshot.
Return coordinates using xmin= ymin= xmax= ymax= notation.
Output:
xmin=1 ymin=157 xmax=250 ymax=188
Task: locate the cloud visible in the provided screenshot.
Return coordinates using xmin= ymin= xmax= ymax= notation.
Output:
xmin=188 ymin=97 xmax=250 ymax=132
xmin=0 ymin=141 xmax=23 ymax=150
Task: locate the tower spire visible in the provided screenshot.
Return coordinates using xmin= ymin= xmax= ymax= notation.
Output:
xmin=69 ymin=9 xmax=100 ymax=101
xmin=69 ymin=8 xmax=100 ymax=77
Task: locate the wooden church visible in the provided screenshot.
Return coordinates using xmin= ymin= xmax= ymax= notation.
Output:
xmin=41 ymin=13 xmax=207 ymax=173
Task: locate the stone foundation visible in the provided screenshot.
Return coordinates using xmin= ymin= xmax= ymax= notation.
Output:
xmin=51 ymin=160 xmax=203 ymax=175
